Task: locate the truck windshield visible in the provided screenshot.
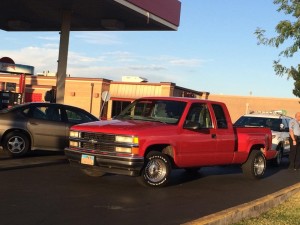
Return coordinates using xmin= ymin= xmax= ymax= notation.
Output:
xmin=116 ymin=99 xmax=187 ymax=125
xmin=234 ymin=116 xmax=282 ymax=132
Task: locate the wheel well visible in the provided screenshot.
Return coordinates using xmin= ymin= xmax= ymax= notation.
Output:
xmin=1 ymin=129 xmax=32 ymax=147
xmin=144 ymin=144 xmax=175 ymax=162
xmin=251 ymin=144 xmax=265 ymax=152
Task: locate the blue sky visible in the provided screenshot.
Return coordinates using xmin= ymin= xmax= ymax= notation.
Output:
xmin=0 ymin=0 xmax=298 ymax=98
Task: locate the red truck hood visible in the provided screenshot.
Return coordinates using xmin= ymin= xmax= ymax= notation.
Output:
xmin=71 ymin=119 xmax=176 ymax=135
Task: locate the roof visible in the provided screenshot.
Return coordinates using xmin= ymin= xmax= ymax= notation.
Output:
xmin=0 ymin=0 xmax=181 ymax=31
xmin=138 ymin=96 xmax=224 ymax=105
xmin=242 ymin=114 xmax=291 ymax=119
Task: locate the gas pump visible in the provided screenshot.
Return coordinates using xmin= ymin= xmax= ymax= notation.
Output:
xmin=0 ymin=57 xmax=34 ymax=109
xmin=0 ymin=91 xmax=23 ymax=109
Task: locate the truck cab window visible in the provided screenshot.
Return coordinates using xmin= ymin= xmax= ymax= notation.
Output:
xmin=185 ymin=103 xmax=212 ymax=129
xmin=212 ymin=104 xmax=228 ymax=129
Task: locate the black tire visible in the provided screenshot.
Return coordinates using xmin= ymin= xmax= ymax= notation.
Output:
xmin=81 ymin=168 xmax=106 ymax=177
xmin=2 ymin=131 xmax=30 ymax=158
xmin=271 ymin=146 xmax=283 ymax=167
xmin=242 ymin=150 xmax=266 ymax=179
xmin=137 ymin=151 xmax=171 ymax=187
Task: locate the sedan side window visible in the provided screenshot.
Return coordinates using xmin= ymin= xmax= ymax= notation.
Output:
xmin=30 ymin=106 xmax=62 ymax=122
xmin=30 ymin=106 xmax=47 ymax=120
xmin=65 ymin=109 xmax=95 ymax=124
xmin=45 ymin=107 xmax=62 ymax=122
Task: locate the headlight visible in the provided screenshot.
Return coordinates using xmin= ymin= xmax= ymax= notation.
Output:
xmin=115 ymin=136 xmax=139 ymax=144
xmin=115 ymin=147 xmax=132 ymax=153
xmin=69 ymin=141 xmax=80 ymax=147
xmin=272 ymin=135 xmax=276 ymax=139
xmin=70 ymin=130 xmax=80 ymax=138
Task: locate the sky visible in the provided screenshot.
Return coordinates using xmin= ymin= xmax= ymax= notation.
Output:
xmin=0 ymin=0 xmax=298 ymax=98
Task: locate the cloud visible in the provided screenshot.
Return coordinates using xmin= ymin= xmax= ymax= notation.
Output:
xmin=104 ymin=51 xmax=135 ymax=62
xmin=0 ymin=46 xmax=58 ymax=72
xmin=68 ymin=52 xmax=105 ymax=65
xmin=73 ymin=32 xmax=122 ymax=45
xmin=0 ymin=45 xmax=207 ymax=90
xmin=169 ymin=58 xmax=204 ymax=67
xmin=42 ymin=43 xmax=59 ymax=48
xmin=128 ymin=65 xmax=167 ymax=71
xmin=37 ymin=36 xmax=59 ymax=41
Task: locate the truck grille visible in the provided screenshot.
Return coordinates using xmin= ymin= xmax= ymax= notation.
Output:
xmin=73 ymin=132 xmax=116 ymax=153
xmin=81 ymin=132 xmax=115 ymax=142
xmin=82 ymin=142 xmax=115 ymax=152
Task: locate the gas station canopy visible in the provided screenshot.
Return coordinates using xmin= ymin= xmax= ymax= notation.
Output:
xmin=0 ymin=0 xmax=181 ymax=31
xmin=0 ymin=0 xmax=181 ymax=104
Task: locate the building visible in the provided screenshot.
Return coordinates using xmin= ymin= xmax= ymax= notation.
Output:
xmin=209 ymin=94 xmax=300 ymax=122
xmin=1 ymin=73 xmax=299 ymax=121
xmin=0 ymin=74 xmax=209 ymax=119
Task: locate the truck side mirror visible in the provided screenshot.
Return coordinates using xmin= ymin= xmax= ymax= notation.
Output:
xmin=184 ymin=121 xmax=200 ymax=130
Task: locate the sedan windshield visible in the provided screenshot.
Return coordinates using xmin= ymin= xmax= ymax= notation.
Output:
xmin=234 ymin=116 xmax=282 ymax=131
xmin=116 ymin=99 xmax=187 ymax=125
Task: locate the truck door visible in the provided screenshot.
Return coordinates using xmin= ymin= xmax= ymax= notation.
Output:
xmin=180 ymin=103 xmax=217 ymax=167
xmin=211 ymin=104 xmax=235 ymax=164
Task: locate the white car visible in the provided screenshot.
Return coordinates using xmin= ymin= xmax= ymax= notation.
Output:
xmin=234 ymin=113 xmax=291 ymax=166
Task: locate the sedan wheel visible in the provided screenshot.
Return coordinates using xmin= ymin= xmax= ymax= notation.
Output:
xmin=3 ymin=132 xmax=30 ymax=157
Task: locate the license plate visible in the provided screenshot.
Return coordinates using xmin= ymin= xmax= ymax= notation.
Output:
xmin=81 ymin=154 xmax=95 ymax=166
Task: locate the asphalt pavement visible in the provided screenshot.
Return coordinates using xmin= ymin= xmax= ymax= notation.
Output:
xmin=0 ymin=152 xmax=299 ymax=225
xmin=0 ymin=150 xmax=67 ymax=170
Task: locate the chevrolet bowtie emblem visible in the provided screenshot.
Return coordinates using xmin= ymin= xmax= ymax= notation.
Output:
xmin=89 ymin=139 xmax=97 ymax=144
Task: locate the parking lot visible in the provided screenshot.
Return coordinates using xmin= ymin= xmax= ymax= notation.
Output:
xmin=0 ymin=151 xmax=300 ymax=225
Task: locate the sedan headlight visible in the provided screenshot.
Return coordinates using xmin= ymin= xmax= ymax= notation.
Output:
xmin=115 ymin=135 xmax=139 ymax=144
xmin=70 ymin=130 xmax=81 ymax=138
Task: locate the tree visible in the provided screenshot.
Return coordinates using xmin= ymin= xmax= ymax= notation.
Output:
xmin=255 ymin=0 xmax=300 ymax=97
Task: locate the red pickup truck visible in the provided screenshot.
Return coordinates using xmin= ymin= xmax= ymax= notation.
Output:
xmin=65 ymin=97 xmax=277 ymax=187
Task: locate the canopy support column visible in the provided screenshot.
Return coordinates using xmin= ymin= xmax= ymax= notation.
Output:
xmin=56 ymin=10 xmax=71 ymax=104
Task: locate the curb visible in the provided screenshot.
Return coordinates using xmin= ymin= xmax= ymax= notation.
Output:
xmin=0 ymin=155 xmax=68 ymax=171
xmin=183 ymin=182 xmax=300 ymax=225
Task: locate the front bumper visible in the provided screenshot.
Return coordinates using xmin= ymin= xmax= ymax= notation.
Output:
xmin=64 ymin=148 xmax=144 ymax=177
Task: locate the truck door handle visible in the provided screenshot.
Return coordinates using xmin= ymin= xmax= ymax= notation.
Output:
xmin=211 ymin=134 xmax=217 ymax=139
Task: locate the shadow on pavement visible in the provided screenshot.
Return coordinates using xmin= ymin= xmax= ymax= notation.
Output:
xmin=168 ymin=158 xmax=290 ymax=187
xmin=0 ymin=149 xmax=64 ymax=160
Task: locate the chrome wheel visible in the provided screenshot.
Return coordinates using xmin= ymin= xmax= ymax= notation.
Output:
xmin=145 ymin=158 xmax=167 ymax=183
xmin=138 ymin=151 xmax=171 ymax=187
xmin=254 ymin=155 xmax=265 ymax=176
xmin=242 ymin=150 xmax=266 ymax=179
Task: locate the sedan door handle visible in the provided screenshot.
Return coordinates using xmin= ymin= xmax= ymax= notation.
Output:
xmin=211 ymin=134 xmax=217 ymax=139
xmin=29 ymin=121 xmax=38 ymax=125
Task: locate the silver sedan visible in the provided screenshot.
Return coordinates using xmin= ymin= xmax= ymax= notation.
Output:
xmin=0 ymin=102 xmax=98 ymax=157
